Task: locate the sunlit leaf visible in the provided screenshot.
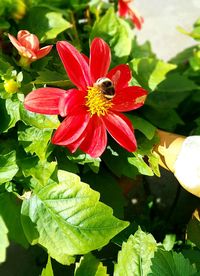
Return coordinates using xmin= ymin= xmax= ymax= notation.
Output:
xmin=21 ymin=170 xmax=129 ymax=264
xmin=114 ymin=228 xmax=157 ymax=276
xmin=163 ymin=234 xmax=176 ymax=251
xmin=21 ymin=159 xmax=57 ymax=187
xmin=130 ymin=58 xmax=176 ymax=92
xmin=21 ymin=7 xmax=71 ymax=42
xmin=126 ymin=114 xmax=156 ymax=140
xmin=0 ymin=216 xmax=9 ymax=263
xmin=18 ymin=124 xmax=53 ymax=160
xmin=90 ymin=7 xmax=132 ymax=65
xmin=20 ymin=103 xmax=59 ymax=129
xmin=75 ymin=253 xmax=108 ymax=276
xmin=0 ymin=151 xmax=18 ymax=185
xmin=41 ymin=256 xmax=54 ymax=276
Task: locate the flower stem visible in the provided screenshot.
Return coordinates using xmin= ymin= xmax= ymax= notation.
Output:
xmin=18 ymin=56 xmax=31 ymax=69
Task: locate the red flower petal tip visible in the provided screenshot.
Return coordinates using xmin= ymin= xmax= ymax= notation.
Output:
xmin=118 ymin=0 xmax=144 ymax=30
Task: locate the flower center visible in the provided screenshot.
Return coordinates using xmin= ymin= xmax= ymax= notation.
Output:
xmin=85 ymin=86 xmax=113 ymax=116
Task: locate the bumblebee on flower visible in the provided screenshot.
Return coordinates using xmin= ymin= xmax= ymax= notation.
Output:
xmin=24 ymin=37 xmax=147 ymax=158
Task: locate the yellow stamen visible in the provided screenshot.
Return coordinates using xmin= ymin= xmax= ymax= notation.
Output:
xmin=85 ymin=86 xmax=113 ymax=116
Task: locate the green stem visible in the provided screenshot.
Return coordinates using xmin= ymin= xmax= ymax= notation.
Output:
xmin=18 ymin=56 xmax=31 ymax=69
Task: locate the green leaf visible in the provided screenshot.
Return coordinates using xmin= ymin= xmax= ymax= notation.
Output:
xmin=147 ymin=152 xmax=160 ymax=177
xmin=103 ymin=145 xmax=138 ymax=179
xmin=0 ymin=98 xmax=20 ymax=133
xmin=149 ymin=249 xmax=197 ymax=276
xmin=142 ymin=106 xmax=183 ymax=132
xmin=114 ymin=227 xmax=157 ymax=276
xmin=104 ymin=133 xmax=159 ymax=178
xmin=34 ymin=69 xmax=71 ymax=88
xmin=0 ymin=192 xmax=28 ymax=247
xmin=156 ymin=73 xmax=199 ymax=92
xmin=182 ymin=248 xmax=200 ymax=271
xmin=131 ymin=38 xmax=156 ymax=59
xmin=67 ymin=151 xmax=101 ymax=173
xmin=0 ymin=18 xmax=10 ymax=29
xmin=177 ymin=19 xmax=200 ymax=41
xmin=146 ymin=90 xmax=191 ymax=110
xmin=163 ymin=234 xmax=176 ymax=251
xmin=130 ymin=58 xmax=176 ymax=92
xmin=136 ymin=134 xmax=160 ymax=176
xmin=170 ymin=46 xmax=196 ymax=65
xmin=128 ymin=153 xmax=154 ymax=176
xmin=0 ymin=151 xmax=18 ymax=185
xmin=187 ymin=215 xmax=200 ymax=249
xmin=27 ymin=0 xmax=68 ymax=8
xmin=41 ymin=256 xmax=54 ymax=276
xmin=0 ymin=56 xmax=13 ymax=76
xmin=82 ymin=169 xmax=126 ymax=219
xmin=21 ymin=7 xmax=71 ymax=42
xmin=54 ymin=147 xmax=79 ymax=174
xmin=21 ymin=170 xmax=129 ymax=264
xmin=18 ymin=124 xmax=53 ymax=160
xmin=90 ymin=7 xmax=132 ymax=65
xmin=20 ymin=103 xmax=59 ymax=129
xmin=75 ymin=253 xmax=108 ymax=276
xmin=21 ymin=159 xmax=57 ymax=187
xmin=0 ymin=216 xmax=9 ymax=264
xmin=126 ymin=114 xmax=156 ymax=140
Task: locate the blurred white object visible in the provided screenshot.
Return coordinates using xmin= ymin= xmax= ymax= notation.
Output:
xmin=154 ymin=130 xmax=200 ymax=198
xmin=134 ymin=0 xmax=200 ymax=60
xmin=174 ymin=136 xmax=200 ymax=197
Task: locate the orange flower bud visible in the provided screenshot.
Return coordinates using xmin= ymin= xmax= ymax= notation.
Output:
xmin=8 ymin=30 xmax=53 ymax=67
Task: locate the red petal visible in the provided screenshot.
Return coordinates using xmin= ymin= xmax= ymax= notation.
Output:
xmin=8 ymin=33 xmax=23 ymax=52
xmin=89 ymin=38 xmax=111 ymax=83
xmin=24 ymin=87 xmax=66 ymax=115
xmin=129 ymin=8 xmax=144 ymax=30
xmin=52 ymin=108 xmax=90 ymax=145
xmin=118 ymin=0 xmax=129 ymax=17
xmin=107 ymin=64 xmax=132 ymax=91
xmin=19 ymin=33 xmax=40 ymax=51
xmin=17 ymin=30 xmax=30 ymax=40
xmin=8 ymin=33 xmax=36 ymax=59
xmin=23 ymin=48 xmax=37 ymax=60
xmin=103 ymin=111 xmax=137 ymax=152
xmin=111 ymin=86 xmax=147 ymax=112
xmin=81 ymin=53 xmax=89 ymax=64
xmin=56 ymin=41 xmax=91 ymax=90
xmin=35 ymin=45 xmax=53 ymax=59
xmin=66 ymin=131 xmax=87 ymax=153
xmin=58 ymin=89 xmax=86 ymax=117
xmin=80 ymin=115 xmax=107 ymax=158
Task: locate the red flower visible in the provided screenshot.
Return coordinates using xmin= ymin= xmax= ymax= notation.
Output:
xmin=8 ymin=30 xmax=52 ymax=66
xmin=118 ymin=0 xmax=144 ymax=30
xmin=24 ymin=38 xmax=147 ymax=158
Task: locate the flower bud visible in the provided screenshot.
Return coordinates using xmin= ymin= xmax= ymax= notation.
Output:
xmin=4 ymin=79 xmax=19 ymax=94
